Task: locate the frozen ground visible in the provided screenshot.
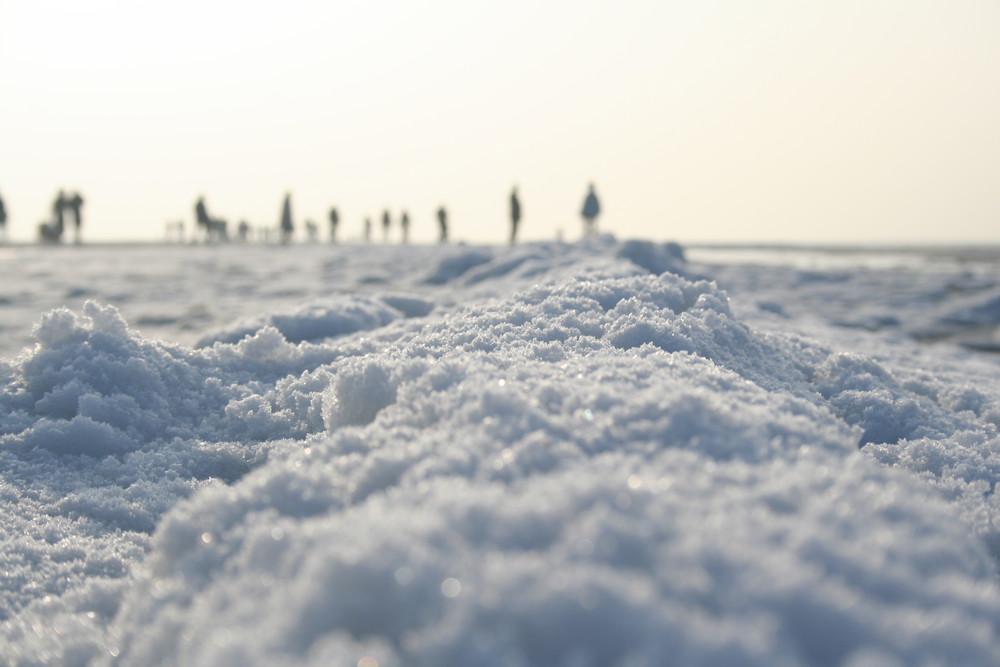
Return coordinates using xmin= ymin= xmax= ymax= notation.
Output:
xmin=1 ymin=237 xmax=999 ymax=665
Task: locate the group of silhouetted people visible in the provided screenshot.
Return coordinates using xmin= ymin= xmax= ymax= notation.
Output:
xmin=188 ymin=184 xmax=600 ymax=246
xmin=0 ymin=189 xmax=87 ymax=244
xmin=0 ymin=183 xmax=600 ymax=246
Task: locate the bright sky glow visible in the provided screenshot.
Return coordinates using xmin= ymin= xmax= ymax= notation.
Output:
xmin=2 ymin=0 xmax=999 ymax=244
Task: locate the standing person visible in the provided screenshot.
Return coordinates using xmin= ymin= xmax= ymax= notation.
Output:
xmin=42 ymin=190 xmax=67 ymax=243
xmin=509 ymin=186 xmax=521 ymax=245
xmin=195 ymin=196 xmax=228 ymax=242
xmin=0 ymin=190 xmax=7 ymax=242
xmin=381 ymin=210 xmax=391 ymax=243
xmin=400 ymin=211 xmax=410 ymax=244
xmin=437 ymin=206 xmax=448 ymax=243
xmin=280 ymin=193 xmax=294 ymax=244
xmin=195 ymin=196 xmax=211 ymax=241
xmin=580 ymin=183 xmax=600 ymax=237
xmin=329 ymin=207 xmax=339 ymax=243
xmin=67 ymin=191 xmax=84 ymax=243
xmin=364 ymin=217 xmax=372 ymax=242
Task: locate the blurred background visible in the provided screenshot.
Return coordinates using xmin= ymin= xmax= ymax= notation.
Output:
xmin=1 ymin=0 xmax=998 ymax=245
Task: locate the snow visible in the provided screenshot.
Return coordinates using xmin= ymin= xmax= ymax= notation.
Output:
xmin=0 ymin=237 xmax=999 ymax=665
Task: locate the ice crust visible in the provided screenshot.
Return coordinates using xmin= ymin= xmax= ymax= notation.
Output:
xmin=0 ymin=238 xmax=998 ymax=665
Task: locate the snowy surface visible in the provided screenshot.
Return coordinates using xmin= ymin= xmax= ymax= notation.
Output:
xmin=1 ymin=238 xmax=999 ymax=665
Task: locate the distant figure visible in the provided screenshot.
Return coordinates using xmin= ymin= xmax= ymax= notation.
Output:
xmin=400 ymin=211 xmax=410 ymax=244
xmin=580 ymin=183 xmax=600 ymax=236
xmin=306 ymin=220 xmax=319 ymax=243
xmin=237 ymin=220 xmax=250 ymax=242
xmin=0 ymin=191 xmax=7 ymax=242
xmin=437 ymin=206 xmax=448 ymax=243
xmin=39 ymin=190 xmax=67 ymax=243
xmin=195 ymin=196 xmax=227 ymax=242
xmin=509 ymin=187 xmax=521 ymax=245
xmin=381 ymin=210 xmax=391 ymax=243
xmin=195 ymin=197 xmax=208 ymax=227
xmin=280 ymin=193 xmax=293 ymax=244
xmin=67 ymin=191 xmax=84 ymax=243
xmin=329 ymin=207 xmax=339 ymax=243
xmin=364 ymin=217 xmax=372 ymax=242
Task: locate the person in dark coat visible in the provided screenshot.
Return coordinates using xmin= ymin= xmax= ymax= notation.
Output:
xmin=509 ymin=187 xmax=521 ymax=245
xmin=329 ymin=207 xmax=339 ymax=243
xmin=580 ymin=183 xmax=600 ymax=236
xmin=280 ymin=193 xmax=294 ymax=244
xmin=381 ymin=210 xmax=391 ymax=243
xmin=437 ymin=206 xmax=448 ymax=243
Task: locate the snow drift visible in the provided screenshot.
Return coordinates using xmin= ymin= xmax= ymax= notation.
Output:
xmin=0 ymin=238 xmax=998 ymax=665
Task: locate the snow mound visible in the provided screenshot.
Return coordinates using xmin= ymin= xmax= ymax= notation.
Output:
xmin=1 ymin=242 xmax=1000 ymax=665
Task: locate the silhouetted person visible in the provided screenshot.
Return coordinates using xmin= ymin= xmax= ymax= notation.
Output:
xmin=195 ymin=196 xmax=227 ymax=242
xmin=509 ymin=187 xmax=521 ymax=245
xmin=437 ymin=206 xmax=448 ymax=243
xmin=67 ymin=191 xmax=84 ymax=243
xmin=329 ymin=207 xmax=339 ymax=243
xmin=0 ymin=191 xmax=7 ymax=242
xmin=364 ymin=217 xmax=372 ymax=242
xmin=280 ymin=193 xmax=294 ymax=244
xmin=400 ymin=211 xmax=410 ymax=244
xmin=39 ymin=190 xmax=67 ymax=243
xmin=382 ymin=210 xmax=391 ymax=242
xmin=195 ymin=197 xmax=208 ymax=227
xmin=580 ymin=183 xmax=600 ymax=236
xmin=237 ymin=220 xmax=250 ymax=242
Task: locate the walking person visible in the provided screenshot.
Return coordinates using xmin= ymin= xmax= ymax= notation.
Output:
xmin=509 ymin=186 xmax=521 ymax=245
xmin=580 ymin=183 xmax=600 ymax=237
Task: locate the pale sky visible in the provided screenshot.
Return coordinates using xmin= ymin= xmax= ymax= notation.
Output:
xmin=1 ymin=0 xmax=998 ymax=245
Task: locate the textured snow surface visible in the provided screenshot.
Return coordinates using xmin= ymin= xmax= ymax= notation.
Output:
xmin=0 ymin=238 xmax=999 ymax=665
